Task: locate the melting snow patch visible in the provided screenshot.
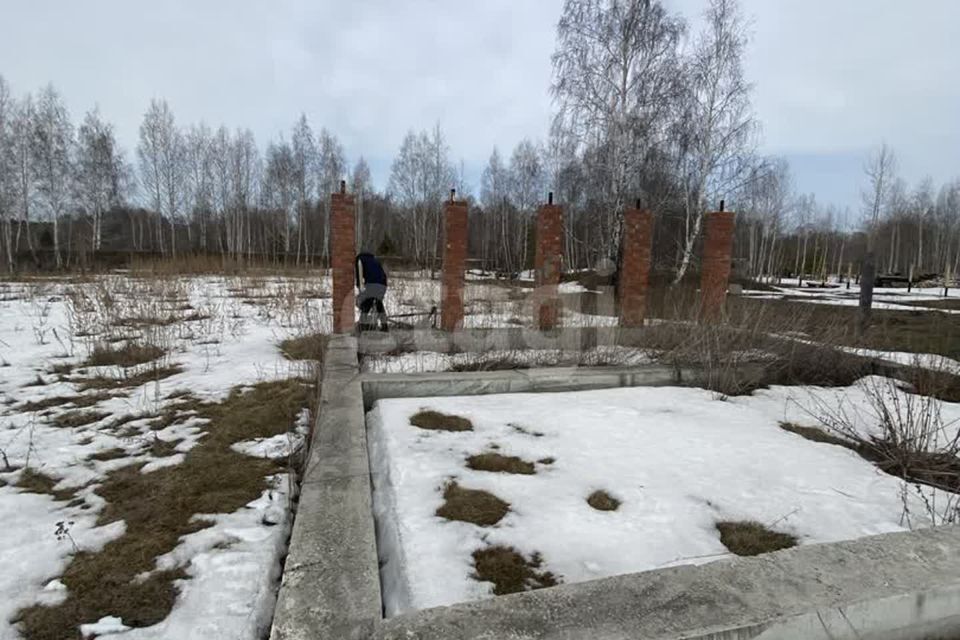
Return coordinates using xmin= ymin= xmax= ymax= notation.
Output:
xmin=80 ymin=616 xmax=130 ymax=637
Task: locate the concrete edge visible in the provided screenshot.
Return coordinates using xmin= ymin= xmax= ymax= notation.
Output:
xmin=372 ymin=525 xmax=960 ymax=640
xmin=270 ymin=335 xmax=382 ymax=640
xmin=359 ymin=362 xmax=768 ymax=410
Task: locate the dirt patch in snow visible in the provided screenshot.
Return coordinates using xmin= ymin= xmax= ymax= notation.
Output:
xmin=586 ymin=490 xmax=621 ymax=512
xmin=716 ymin=520 xmax=797 ymax=556
xmin=466 ymin=453 xmax=535 ymax=475
xmin=14 ymin=377 xmax=314 ymax=640
xmin=472 ymin=546 xmax=558 ymax=595
xmin=410 ymin=410 xmax=473 ymax=432
xmin=436 ymin=482 xmax=509 ymax=526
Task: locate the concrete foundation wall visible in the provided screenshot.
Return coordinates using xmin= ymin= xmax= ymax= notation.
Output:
xmin=373 ymin=525 xmax=960 ymax=640
xmin=273 ymin=334 xmax=960 ymax=640
xmin=270 ymin=336 xmax=381 ymax=640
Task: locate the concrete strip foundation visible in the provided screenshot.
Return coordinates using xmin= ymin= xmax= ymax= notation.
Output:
xmin=273 ymin=334 xmax=960 ymax=640
xmin=372 ymin=525 xmax=960 ymax=640
xmin=270 ymin=335 xmax=381 ymax=640
xmin=356 ymin=325 xmax=650 ymax=355
xmin=360 ymin=364 xmax=711 ymax=410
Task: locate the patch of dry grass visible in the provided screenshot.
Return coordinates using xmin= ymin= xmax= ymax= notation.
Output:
xmin=74 ymin=364 xmax=184 ymax=391
xmin=14 ymin=378 xmax=314 ymax=640
xmin=716 ymin=520 xmax=797 ymax=556
xmin=410 ymin=410 xmax=473 ymax=432
xmin=586 ymin=490 xmax=621 ymax=512
xmin=88 ymin=448 xmax=130 ymax=462
xmin=279 ymin=333 xmax=328 ymax=361
xmin=466 ymin=453 xmax=535 ymax=475
xmin=14 ymin=469 xmax=78 ymax=502
xmin=149 ymin=436 xmax=182 ymax=458
xmin=52 ymin=410 xmax=110 ymax=429
xmin=779 ymin=422 xmax=852 ymax=448
xmin=436 ymin=482 xmax=509 ymax=526
xmin=84 ymin=344 xmax=166 ymax=368
xmin=472 ymin=546 xmax=558 ymax=595
xmin=20 ymin=392 xmax=115 ymax=412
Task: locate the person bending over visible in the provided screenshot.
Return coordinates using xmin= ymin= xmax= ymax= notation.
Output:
xmin=355 ymin=252 xmax=388 ymax=331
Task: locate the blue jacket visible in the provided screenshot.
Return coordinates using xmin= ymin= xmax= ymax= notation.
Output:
xmin=355 ymin=253 xmax=387 ymax=287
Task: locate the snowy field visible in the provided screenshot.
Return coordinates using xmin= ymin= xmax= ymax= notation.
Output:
xmin=0 ymin=269 xmax=602 ymax=639
xmin=742 ymin=278 xmax=959 ymax=314
xmin=368 ymin=381 xmax=960 ymax=616
xmin=0 ymin=274 xmax=328 ymax=640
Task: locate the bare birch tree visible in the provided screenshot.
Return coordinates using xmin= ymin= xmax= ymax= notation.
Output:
xmin=0 ymin=76 xmax=14 ymax=270
xmin=31 ymin=85 xmax=73 ymax=267
xmin=673 ymin=0 xmax=757 ymax=283
xmin=75 ymin=107 xmax=125 ymax=251
xmin=552 ymin=0 xmax=684 ymax=258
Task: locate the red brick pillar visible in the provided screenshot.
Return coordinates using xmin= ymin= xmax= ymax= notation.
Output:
xmin=331 ymin=184 xmax=356 ymax=334
xmin=700 ymin=210 xmax=736 ymax=321
xmin=441 ymin=197 xmax=469 ymax=331
xmin=534 ymin=196 xmax=563 ymax=330
xmin=619 ymin=208 xmax=655 ymax=327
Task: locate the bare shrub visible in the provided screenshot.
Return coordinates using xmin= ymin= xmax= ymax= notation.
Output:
xmin=812 ymin=374 xmax=960 ymax=525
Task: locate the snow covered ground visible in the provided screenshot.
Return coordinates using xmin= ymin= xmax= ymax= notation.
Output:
xmin=741 ymin=280 xmax=959 ymax=313
xmin=368 ymin=381 xmax=960 ymax=616
xmin=0 ymin=275 xmax=323 ymax=640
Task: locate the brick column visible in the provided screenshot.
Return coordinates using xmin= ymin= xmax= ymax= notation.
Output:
xmin=619 ymin=208 xmax=655 ymax=327
xmin=534 ymin=197 xmax=563 ymax=330
xmin=331 ymin=186 xmax=356 ymax=334
xmin=700 ymin=210 xmax=736 ymax=321
xmin=441 ymin=197 xmax=469 ymax=331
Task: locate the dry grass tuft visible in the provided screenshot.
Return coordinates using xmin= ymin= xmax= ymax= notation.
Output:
xmin=436 ymin=482 xmax=509 ymax=526
xmin=410 ymin=410 xmax=473 ymax=432
xmin=279 ymin=333 xmax=328 ymax=361
xmin=48 ymin=362 xmax=75 ymax=376
xmin=74 ymin=364 xmax=184 ymax=391
xmin=14 ymin=377 xmax=314 ymax=640
xmin=53 ymin=410 xmax=110 ymax=429
xmin=472 ymin=546 xmax=558 ymax=595
xmin=466 ymin=453 xmax=535 ymax=475
xmin=20 ymin=392 xmax=115 ymax=412
xmin=85 ymin=344 xmax=166 ymax=368
xmin=88 ymin=448 xmax=129 ymax=462
xmin=716 ymin=520 xmax=797 ymax=556
xmin=586 ymin=490 xmax=621 ymax=511
xmin=149 ymin=437 xmax=182 ymax=458
xmin=779 ymin=422 xmax=852 ymax=448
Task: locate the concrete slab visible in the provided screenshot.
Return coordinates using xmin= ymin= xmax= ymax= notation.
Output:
xmin=372 ymin=525 xmax=960 ymax=640
xmin=360 ymin=364 xmax=693 ymax=409
xmin=270 ymin=335 xmax=382 ymax=640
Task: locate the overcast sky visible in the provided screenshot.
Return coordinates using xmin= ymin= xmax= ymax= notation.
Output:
xmin=2 ymin=0 xmax=958 ymax=213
